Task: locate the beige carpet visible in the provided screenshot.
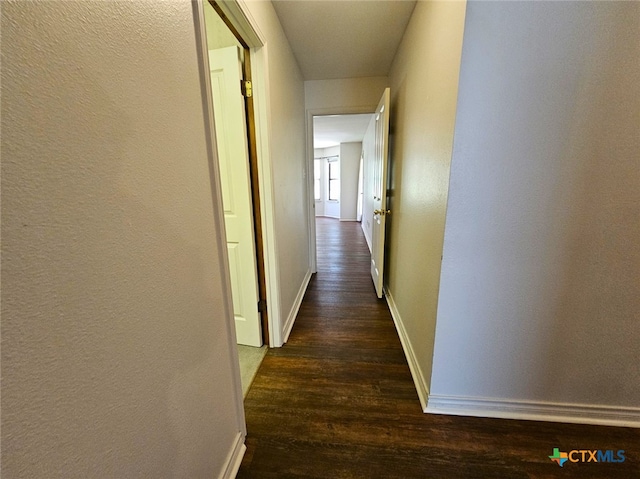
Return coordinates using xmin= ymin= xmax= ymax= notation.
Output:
xmin=237 ymin=345 xmax=268 ymax=397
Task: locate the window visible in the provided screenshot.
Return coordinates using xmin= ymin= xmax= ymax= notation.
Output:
xmin=328 ymin=159 xmax=340 ymax=201
xmin=314 ymin=159 xmax=321 ymax=200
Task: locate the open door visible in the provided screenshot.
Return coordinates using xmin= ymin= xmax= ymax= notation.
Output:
xmin=209 ymin=46 xmax=262 ymax=346
xmin=370 ymin=88 xmax=391 ymax=298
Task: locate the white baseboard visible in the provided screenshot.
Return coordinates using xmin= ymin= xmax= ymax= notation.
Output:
xmin=361 ymin=224 xmax=371 ymax=253
xmin=339 ymin=218 xmax=358 ymax=222
xmin=426 ymin=395 xmax=640 ymax=428
xmin=219 ymin=432 xmax=246 ymax=479
xmin=384 ymin=287 xmax=430 ymax=412
xmin=282 ymin=269 xmax=312 ymax=343
xmin=384 ymin=287 xmax=639 ymax=428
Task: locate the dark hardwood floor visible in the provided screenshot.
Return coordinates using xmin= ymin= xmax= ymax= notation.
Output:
xmin=237 ymin=217 xmax=639 ymax=478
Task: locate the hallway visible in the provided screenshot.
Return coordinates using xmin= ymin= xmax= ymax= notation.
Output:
xmin=238 ymin=218 xmax=639 ymax=478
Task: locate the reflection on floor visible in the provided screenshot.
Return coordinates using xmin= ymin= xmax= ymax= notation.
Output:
xmin=237 ymin=345 xmax=268 ymax=397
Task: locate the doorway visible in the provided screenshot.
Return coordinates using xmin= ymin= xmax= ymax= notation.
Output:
xmin=307 ymin=88 xmax=390 ymax=296
xmin=311 ymin=113 xmax=374 ymax=262
xmin=202 ymin=0 xmax=268 ymax=395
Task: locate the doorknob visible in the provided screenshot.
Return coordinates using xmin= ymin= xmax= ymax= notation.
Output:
xmin=374 ymin=209 xmax=391 ymax=216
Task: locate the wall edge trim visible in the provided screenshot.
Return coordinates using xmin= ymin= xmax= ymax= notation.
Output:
xmin=384 ymin=287 xmax=430 ymax=412
xmin=282 ymin=269 xmax=313 ymax=344
xmin=426 ymin=395 xmax=640 ymax=428
xmin=216 ymin=0 xmax=265 ymax=47
xmin=194 ymin=0 xmax=247 ymax=431
xmin=218 ymin=431 xmax=247 ymax=479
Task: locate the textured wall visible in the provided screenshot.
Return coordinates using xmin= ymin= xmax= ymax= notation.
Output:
xmin=385 ymin=0 xmax=467 ymax=389
xmin=433 ymin=1 xmax=640 ymax=408
xmin=1 ymin=1 xmax=244 ymax=476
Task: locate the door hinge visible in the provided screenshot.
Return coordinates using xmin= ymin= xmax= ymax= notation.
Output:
xmin=241 ymin=80 xmax=252 ymax=98
xmin=258 ymin=299 xmax=267 ymax=313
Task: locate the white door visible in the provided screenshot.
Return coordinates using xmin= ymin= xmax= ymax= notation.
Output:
xmin=370 ymin=88 xmax=391 ymax=298
xmin=209 ymin=46 xmax=262 ymax=346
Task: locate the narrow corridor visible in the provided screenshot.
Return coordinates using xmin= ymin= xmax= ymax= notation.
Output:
xmin=238 ymin=218 xmax=639 ymax=478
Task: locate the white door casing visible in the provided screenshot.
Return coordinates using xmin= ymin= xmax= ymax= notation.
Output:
xmin=209 ymin=46 xmax=262 ymax=347
xmin=370 ymin=88 xmax=391 ymax=298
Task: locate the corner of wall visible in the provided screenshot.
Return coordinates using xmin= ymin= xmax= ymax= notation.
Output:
xmin=382 ymin=0 xmax=467 ymax=417
xmin=384 ymin=287 xmax=430 ymax=412
xmin=282 ymin=268 xmax=313 ymax=344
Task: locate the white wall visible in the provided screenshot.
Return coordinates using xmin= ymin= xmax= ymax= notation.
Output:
xmin=243 ymin=0 xmax=309 ymax=343
xmin=432 ymin=1 xmax=640 ymax=423
xmin=2 ymin=1 xmax=245 ymax=477
xmin=305 ymin=77 xmax=389 ymax=113
xmin=384 ymin=0 xmax=467 ymax=402
xmin=339 ymin=142 xmax=362 ymax=221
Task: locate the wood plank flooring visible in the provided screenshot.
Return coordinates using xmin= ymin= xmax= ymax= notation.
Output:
xmin=238 ymin=217 xmax=639 ymax=478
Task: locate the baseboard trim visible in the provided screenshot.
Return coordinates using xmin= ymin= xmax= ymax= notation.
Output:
xmin=384 ymin=287 xmax=430 ymax=412
xmin=282 ymin=269 xmax=312 ymax=343
xmin=382 ymin=294 xmax=639 ymax=429
xmin=426 ymin=395 xmax=640 ymax=428
xmin=339 ymin=218 xmax=358 ymax=222
xmin=219 ymin=431 xmax=246 ymax=479
xmin=362 ymin=226 xmax=371 ymax=253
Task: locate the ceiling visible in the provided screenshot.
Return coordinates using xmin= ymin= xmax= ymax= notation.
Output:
xmin=271 ymin=1 xmax=415 ymax=148
xmin=271 ymin=0 xmax=417 ymax=81
xmin=313 ymin=114 xmax=373 ymax=149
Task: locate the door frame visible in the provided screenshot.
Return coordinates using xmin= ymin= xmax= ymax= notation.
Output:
xmin=196 ymin=0 xmax=284 ymax=348
xmin=306 ymin=107 xmax=377 ymax=273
